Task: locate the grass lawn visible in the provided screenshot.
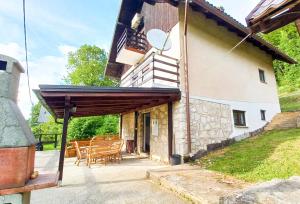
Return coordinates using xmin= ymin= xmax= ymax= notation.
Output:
xmin=197 ymin=128 xmax=300 ymax=183
xmin=279 ymin=90 xmax=300 ymax=112
xmin=43 ymin=144 xmax=60 ymax=151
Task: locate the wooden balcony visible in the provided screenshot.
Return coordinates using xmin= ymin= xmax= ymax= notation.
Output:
xmin=116 ymin=28 xmax=148 ymax=65
xmin=120 ymin=52 xmax=179 ymax=88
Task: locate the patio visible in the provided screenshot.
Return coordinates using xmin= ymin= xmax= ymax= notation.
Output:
xmin=31 ymin=151 xmax=188 ymax=204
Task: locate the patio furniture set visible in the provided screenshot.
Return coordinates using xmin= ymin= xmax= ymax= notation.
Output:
xmin=67 ymin=136 xmax=123 ymax=167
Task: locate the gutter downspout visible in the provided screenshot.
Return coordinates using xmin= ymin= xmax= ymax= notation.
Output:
xmin=183 ymin=0 xmax=192 ymax=154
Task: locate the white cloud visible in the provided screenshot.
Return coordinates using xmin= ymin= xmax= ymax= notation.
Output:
xmin=58 ymin=45 xmax=77 ymax=56
xmin=18 ymin=55 xmax=67 ymax=119
xmin=208 ymin=0 xmax=261 ymax=25
xmin=0 ymin=42 xmax=26 ymax=61
xmin=0 ymin=1 xmax=95 ymax=42
xmin=0 ymin=42 xmax=76 ymax=119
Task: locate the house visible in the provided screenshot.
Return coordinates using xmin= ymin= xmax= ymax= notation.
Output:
xmin=104 ymin=0 xmax=295 ymax=163
xmin=35 ymin=0 xmax=295 ymax=170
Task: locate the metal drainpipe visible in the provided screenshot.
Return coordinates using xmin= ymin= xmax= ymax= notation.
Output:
xmin=183 ymin=0 xmax=192 ymax=154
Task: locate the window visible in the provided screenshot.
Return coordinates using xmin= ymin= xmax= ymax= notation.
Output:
xmin=259 ymin=69 xmax=266 ymax=83
xmin=233 ymin=110 xmax=246 ymax=126
xmin=0 ymin=60 xmax=7 ymax=71
xmin=260 ymin=110 xmax=266 ymax=121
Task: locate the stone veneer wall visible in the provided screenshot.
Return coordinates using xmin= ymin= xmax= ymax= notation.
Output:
xmin=173 ymin=96 xmax=233 ymax=156
xmin=121 ymin=112 xmax=135 ymax=142
xmin=121 ymin=97 xmax=232 ymax=161
xmin=137 ymin=104 xmax=169 ymax=163
xmin=121 ymin=104 xmax=169 ymax=163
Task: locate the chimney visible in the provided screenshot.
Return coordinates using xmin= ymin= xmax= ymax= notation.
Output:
xmin=0 ymin=54 xmax=36 ymax=190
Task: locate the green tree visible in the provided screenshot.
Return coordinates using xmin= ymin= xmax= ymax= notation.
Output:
xmin=262 ymin=23 xmax=300 ymax=92
xmin=29 ymin=45 xmax=120 ymax=141
xmin=29 ymin=103 xmax=41 ymax=127
xmin=65 ymin=45 xmax=118 ymax=86
xmin=65 ymin=45 xmax=120 ymax=140
xmin=29 ymin=102 xmax=62 ymax=139
xmin=68 ymin=116 xmax=119 ymax=140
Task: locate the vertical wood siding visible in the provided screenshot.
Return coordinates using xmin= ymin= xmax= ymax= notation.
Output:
xmin=141 ymin=2 xmax=179 ymax=34
xmin=120 ymin=1 xmax=179 ymax=78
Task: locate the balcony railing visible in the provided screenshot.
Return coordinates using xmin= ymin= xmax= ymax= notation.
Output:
xmin=120 ymin=52 xmax=179 ymax=88
xmin=117 ymin=28 xmax=148 ymax=55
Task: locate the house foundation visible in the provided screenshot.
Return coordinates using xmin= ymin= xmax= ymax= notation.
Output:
xmin=174 ymin=96 xmax=233 ymax=156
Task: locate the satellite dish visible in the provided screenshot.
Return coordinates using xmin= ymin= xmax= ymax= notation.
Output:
xmin=146 ymin=29 xmax=172 ymax=51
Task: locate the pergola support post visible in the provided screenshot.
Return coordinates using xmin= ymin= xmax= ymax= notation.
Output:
xmin=58 ymin=96 xmax=71 ymax=185
xmin=168 ymin=102 xmax=173 ymax=160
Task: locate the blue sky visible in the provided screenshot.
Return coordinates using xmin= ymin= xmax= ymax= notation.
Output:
xmin=0 ymin=0 xmax=259 ymax=118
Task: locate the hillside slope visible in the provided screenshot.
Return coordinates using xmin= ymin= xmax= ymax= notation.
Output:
xmin=279 ymin=90 xmax=300 ymax=112
xmin=197 ymin=128 xmax=300 ymax=182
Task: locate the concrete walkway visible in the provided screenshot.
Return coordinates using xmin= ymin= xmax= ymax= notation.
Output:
xmin=31 ymin=151 xmax=188 ymax=204
xmin=147 ymin=165 xmax=249 ymax=204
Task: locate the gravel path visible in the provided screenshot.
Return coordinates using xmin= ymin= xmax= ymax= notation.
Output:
xmin=31 ymin=151 xmax=188 ymax=204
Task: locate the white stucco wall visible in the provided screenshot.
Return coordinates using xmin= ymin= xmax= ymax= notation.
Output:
xmin=177 ymin=5 xmax=281 ymax=137
xmin=179 ymin=7 xmax=280 ymax=103
xmin=162 ymin=23 xmax=180 ymax=59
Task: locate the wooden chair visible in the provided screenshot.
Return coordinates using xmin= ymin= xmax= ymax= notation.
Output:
xmin=65 ymin=139 xmax=90 ymax=158
xmin=110 ymin=140 xmax=124 ymax=163
xmin=74 ymin=141 xmax=90 ymax=166
xmin=105 ymin=135 xmax=120 ymax=140
xmin=93 ymin=136 xmax=105 ymax=141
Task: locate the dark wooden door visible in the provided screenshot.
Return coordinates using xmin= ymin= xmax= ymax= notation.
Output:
xmin=143 ymin=113 xmax=151 ymax=153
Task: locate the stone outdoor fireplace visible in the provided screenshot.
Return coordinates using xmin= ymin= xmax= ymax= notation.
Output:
xmin=0 ymin=55 xmax=35 ymax=190
xmin=0 ymin=54 xmax=58 ymax=204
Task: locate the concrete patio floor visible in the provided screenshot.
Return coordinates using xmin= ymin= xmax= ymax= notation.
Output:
xmin=31 ymin=151 xmax=188 ymax=204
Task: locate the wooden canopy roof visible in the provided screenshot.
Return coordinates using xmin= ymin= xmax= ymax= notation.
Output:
xmin=34 ymin=85 xmax=181 ymax=119
xmin=246 ymin=0 xmax=300 ymax=34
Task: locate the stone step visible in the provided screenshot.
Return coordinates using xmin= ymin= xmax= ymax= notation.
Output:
xmin=265 ymin=111 xmax=300 ymax=131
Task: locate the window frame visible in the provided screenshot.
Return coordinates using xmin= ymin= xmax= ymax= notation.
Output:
xmin=233 ymin=110 xmax=246 ymax=127
xmin=260 ymin=110 xmax=266 ymax=121
xmin=259 ymin=69 xmax=266 ymax=83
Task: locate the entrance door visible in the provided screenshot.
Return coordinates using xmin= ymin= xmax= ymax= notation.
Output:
xmin=143 ymin=113 xmax=151 ymax=153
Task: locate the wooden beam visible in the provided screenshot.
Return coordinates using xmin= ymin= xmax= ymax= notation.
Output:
xmin=58 ymin=96 xmax=71 ymax=183
xmin=168 ymin=102 xmax=173 ymax=159
xmin=54 ymin=105 xmax=144 ymax=112
xmin=41 ymin=92 xmax=178 ymax=98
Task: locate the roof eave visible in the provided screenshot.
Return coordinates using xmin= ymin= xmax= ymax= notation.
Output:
xmin=189 ymin=0 xmax=297 ymax=64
